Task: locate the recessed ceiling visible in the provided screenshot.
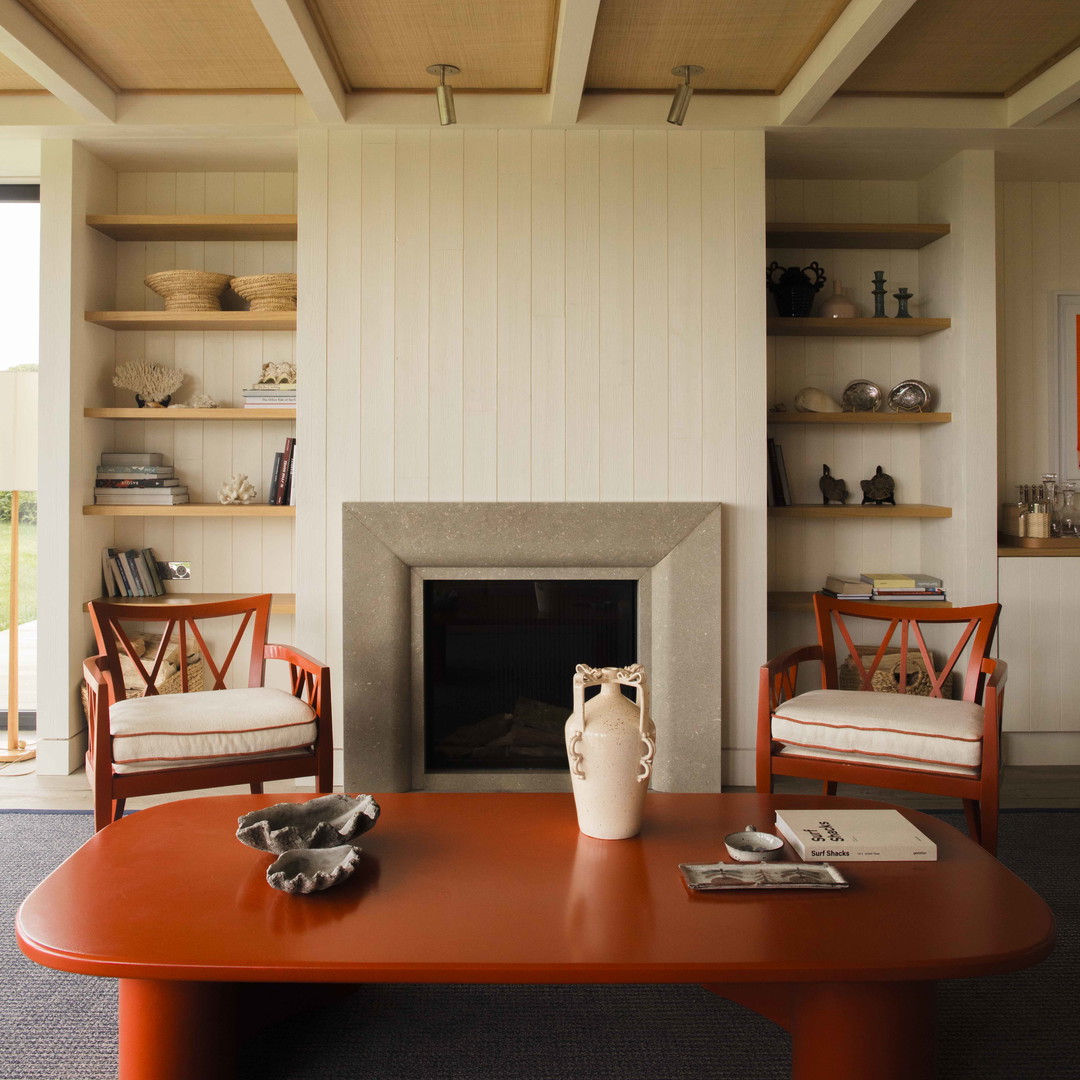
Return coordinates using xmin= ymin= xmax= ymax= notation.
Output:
xmin=841 ymin=0 xmax=1080 ymax=96
xmin=311 ymin=0 xmax=559 ymax=91
xmin=585 ymin=0 xmax=850 ymax=92
xmin=16 ymin=0 xmax=298 ymax=91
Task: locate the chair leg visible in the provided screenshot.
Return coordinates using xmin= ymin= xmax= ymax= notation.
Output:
xmin=963 ymin=799 xmax=981 ymax=845
xmin=316 ymin=757 xmax=334 ymax=794
xmin=250 ymin=782 xmax=264 ymax=795
xmin=977 ymin=785 xmax=999 ymax=857
xmin=755 ymin=755 xmax=774 ymax=794
xmin=113 ymin=798 xmax=126 ymax=821
xmin=823 ymin=781 xmax=837 ymax=796
xmin=93 ymin=786 xmax=113 ymax=833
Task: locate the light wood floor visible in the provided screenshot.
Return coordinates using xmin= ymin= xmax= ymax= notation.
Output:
xmin=0 ymin=756 xmax=1076 ymax=813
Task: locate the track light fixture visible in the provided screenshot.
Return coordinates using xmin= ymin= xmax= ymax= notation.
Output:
xmin=667 ymin=65 xmax=703 ymax=126
xmin=426 ymin=64 xmax=461 ymax=126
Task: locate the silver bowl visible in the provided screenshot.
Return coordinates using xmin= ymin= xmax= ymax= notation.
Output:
xmin=724 ymin=825 xmax=785 ymax=863
xmin=237 ymin=793 xmax=380 ymax=854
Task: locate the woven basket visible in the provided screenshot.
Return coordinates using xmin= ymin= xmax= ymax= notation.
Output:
xmin=145 ymin=270 xmax=233 ymax=312
xmin=839 ymin=646 xmax=935 ymax=696
xmin=81 ymin=658 xmax=205 ymax=722
xmin=230 ymin=273 xmax=297 ymax=312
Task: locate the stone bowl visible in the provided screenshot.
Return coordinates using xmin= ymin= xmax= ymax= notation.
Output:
xmin=236 ymin=793 xmax=380 ymax=854
xmin=724 ymin=825 xmax=785 ymax=863
xmin=266 ymin=844 xmax=360 ymax=893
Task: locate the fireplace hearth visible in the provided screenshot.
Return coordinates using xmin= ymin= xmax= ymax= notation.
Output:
xmin=342 ymin=502 xmax=723 ymax=793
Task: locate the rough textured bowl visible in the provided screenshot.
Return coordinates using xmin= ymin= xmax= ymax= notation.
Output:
xmin=231 ymin=272 xmax=297 ymax=311
xmin=724 ymin=826 xmax=785 ymax=863
xmin=144 ymin=270 xmax=232 ymax=311
xmin=236 ymin=793 xmax=380 ymax=854
xmin=266 ymin=844 xmax=360 ymax=893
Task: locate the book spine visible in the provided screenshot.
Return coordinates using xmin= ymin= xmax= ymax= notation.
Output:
xmin=124 ymin=551 xmax=147 ymax=596
xmin=96 ymin=479 xmax=177 ymax=488
xmin=288 ymin=450 xmax=296 ymax=505
xmin=101 ymin=548 xmax=117 ymax=597
xmin=96 ymin=465 xmax=175 ymax=474
xmin=774 ymin=443 xmax=792 ymax=506
xmin=774 ymin=818 xmax=936 ymax=861
xmin=268 ymin=452 xmax=283 ymax=505
xmin=766 ymin=439 xmax=786 ymax=507
xmin=100 ymin=453 xmax=164 ymax=466
xmin=276 ymin=437 xmax=295 ymax=505
xmin=111 ymin=554 xmax=134 ymax=597
xmin=142 ymin=548 xmax=165 ymax=595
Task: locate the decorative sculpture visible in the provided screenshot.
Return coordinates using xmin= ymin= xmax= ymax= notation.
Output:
xmin=861 ymin=465 xmax=896 ymax=506
xmin=112 ymin=360 xmax=185 ymax=407
xmin=217 ymin=473 xmax=257 ymax=505
xmin=794 ymin=387 xmax=842 ymax=413
xmin=893 ymin=288 xmax=913 ymax=318
xmin=819 ymin=464 xmax=849 ymax=505
xmin=871 ymin=271 xmax=888 ymax=318
xmin=256 ymin=360 xmax=297 ymax=385
xmin=170 ymin=393 xmax=218 ymax=409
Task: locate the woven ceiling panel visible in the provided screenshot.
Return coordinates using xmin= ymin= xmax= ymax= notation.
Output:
xmin=312 ymin=0 xmax=558 ymax=90
xmin=17 ymin=0 xmax=298 ymax=91
xmin=0 ymin=53 xmax=44 ymax=91
xmin=842 ymin=0 xmax=1080 ymax=96
xmin=585 ymin=0 xmax=849 ymax=92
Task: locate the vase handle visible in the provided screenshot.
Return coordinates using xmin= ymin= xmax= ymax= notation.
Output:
xmin=637 ymin=733 xmax=655 ymax=783
xmin=568 ymin=731 xmax=585 ymax=778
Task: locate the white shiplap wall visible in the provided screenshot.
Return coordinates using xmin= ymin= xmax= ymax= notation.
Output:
xmin=298 ymin=128 xmax=768 ymax=784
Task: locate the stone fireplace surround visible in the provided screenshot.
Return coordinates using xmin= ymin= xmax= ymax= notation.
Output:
xmin=342 ymin=502 xmax=722 ymax=793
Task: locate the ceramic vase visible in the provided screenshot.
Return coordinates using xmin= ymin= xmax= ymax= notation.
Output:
xmin=565 ymin=664 xmax=656 ymax=840
xmin=819 ymin=280 xmax=857 ymax=319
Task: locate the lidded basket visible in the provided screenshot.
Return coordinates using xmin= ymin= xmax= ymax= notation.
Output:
xmin=144 ymin=270 xmax=232 ymax=312
xmin=231 ymin=273 xmax=298 ymax=312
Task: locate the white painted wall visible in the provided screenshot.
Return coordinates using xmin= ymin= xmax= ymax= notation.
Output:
xmin=297 ymin=128 xmax=768 ymax=786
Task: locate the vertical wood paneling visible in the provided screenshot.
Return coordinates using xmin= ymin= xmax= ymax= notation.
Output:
xmin=462 ymin=130 xmax=498 ymax=501
xmin=564 ymin=130 xmax=600 ymax=501
xmin=395 ymin=131 xmax=431 ymax=501
xmin=428 ymin=130 xmax=464 ymax=501
xmin=496 ymin=130 xmax=532 ymax=501
xmin=360 ymin=132 xmax=397 ymax=500
xmin=530 ymin=129 xmax=566 ymax=501
xmin=633 ymin=131 xmax=668 ymax=500
xmin=597 ymin=130 xmax=634 ymax=502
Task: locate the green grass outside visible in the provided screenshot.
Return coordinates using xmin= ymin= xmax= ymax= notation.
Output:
xmin=0 ymin=520 xmax=37 ymax=632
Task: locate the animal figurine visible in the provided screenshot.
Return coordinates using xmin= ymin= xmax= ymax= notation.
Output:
xmin=861 ymin=465 xmax=896 ymax=505
xmin=819 ymin=464 xmax=849 ymax=505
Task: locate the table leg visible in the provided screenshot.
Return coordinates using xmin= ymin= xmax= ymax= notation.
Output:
xmin=789 ymin=981 xmax=934 ymax=1080
xmin=118 ymin=979 xmax=236 ymax=1080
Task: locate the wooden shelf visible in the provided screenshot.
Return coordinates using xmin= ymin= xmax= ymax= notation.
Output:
xmin=766 ymin=222 xmax=950 ymax=249
xmin=85 ymin=592 xmax=296 ymax=614
xmin=769 ymin=504 xmax=952 ymax=519
xmin=998 ymin=535 xmax=1080 ymax=556
xmin=767 ymin=317 xmax=950 ymax=337
xmin=85 ymin=503 xmax=295 ymax=518
xmin=86 ymin=311 xmax=296 ymax=331
xmin=768 ymin=411 xmax=950 ymax=425
xmin=86 ymin=214 xmax=298 ymax=241
xmin=768 ymin=590 xmax=952 ymax=612
xmin=85 ymin=407 xmax=295 ymax=420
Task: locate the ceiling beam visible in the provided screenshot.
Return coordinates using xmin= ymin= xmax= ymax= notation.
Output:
xmin=1007 ymin=47 xmax=1080 ymax=128
xmin=777 ymin=0 xmax=916 ymax=126
xmin=548 ymin=0 xmax=602 ymax=125
xmin=251 ymin=0 xmax=346 ymax=124
xmin=0 ymin=0 xmax=114 ymax=123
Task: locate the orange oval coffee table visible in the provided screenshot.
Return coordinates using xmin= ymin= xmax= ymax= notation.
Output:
xmin=17 ymin=792 xmax=1054 ymax=1080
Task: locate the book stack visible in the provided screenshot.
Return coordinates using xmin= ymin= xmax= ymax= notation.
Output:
xmin=101 ymin=546 xmax=167 ymax=597
xmin=822 ymin=574 xmax=873 ymax=600
xmin=860 ymin=572 xmax=946 ymax=601
xmin=242 ymin=382 xmax=296 ymax=409
xmin=94 ymin=452 xmax=189 ymax=505
xmin=268 ymin=437 xmax=296 ymax=505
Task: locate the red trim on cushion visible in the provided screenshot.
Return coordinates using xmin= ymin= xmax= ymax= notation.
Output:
xmin=772 ymin=712 xmax=980 ymax=742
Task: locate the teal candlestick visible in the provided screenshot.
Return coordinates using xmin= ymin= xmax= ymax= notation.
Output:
xmin=871 ymin=271 xmax=888 ymax=317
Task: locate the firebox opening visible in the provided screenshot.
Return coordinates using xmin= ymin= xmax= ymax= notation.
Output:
xmin=423 ymin=579 xmax=638 ymax=771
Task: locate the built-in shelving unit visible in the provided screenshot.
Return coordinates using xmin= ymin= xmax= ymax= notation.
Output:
xmin=86 ymin=214 xmax=297 ymax=241
xmin=769 ymin=504 xmax=951 ymax=519
xmin=85 ymin=504 xmax=295 ymax=518
xmin=765 ymin=222 xmax=950 ymax=249
xmin=85 ymin=407 xmax=296 ymax=421
xmin=768 ymin=411 xmax=950 ymax=425
xmin=86 ymin=311 xmax=295 ymax=331
xmin=767 ymin=317 xmax=949 ymax=337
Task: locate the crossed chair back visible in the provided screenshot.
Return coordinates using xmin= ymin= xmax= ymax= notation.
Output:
xmin=758 ymin=594 xmax=1006 ymax=852
xmin=84 ymin=595 xmax=332 ymax=831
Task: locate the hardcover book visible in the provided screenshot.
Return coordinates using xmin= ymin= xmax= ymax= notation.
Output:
xmin=860 ymin=572 xmax=917 ymax=588
xmin=100 ymin=452 xmax=164 ymax=466
xmin=774 ymin=809 xmax=937 ymax=861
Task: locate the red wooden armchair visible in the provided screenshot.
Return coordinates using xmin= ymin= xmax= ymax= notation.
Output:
xmin=757 ymin=594 xmax=1006 ymax=853
xmin=84 ymin=595 xmax=332 ymax=831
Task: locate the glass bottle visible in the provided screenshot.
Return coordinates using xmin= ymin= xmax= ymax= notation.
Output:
xmin=1041 ymin=473 xmax=1060 ymax=536
xmin=1061 ymin=482 xmax=1078 ymax=538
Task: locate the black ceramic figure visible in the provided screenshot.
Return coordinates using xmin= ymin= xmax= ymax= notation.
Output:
xmin=871 ymin=271 xmax=888 ymax=318
xmin=860 ymin=465 xmax=896 ymax=505
xmin=819 ymin=464 xmax=849 ymax=505
xmin=767 ymin=261 xmax=826 ymax=317
xmin=893 ymin=288 xmax=913 ymax=318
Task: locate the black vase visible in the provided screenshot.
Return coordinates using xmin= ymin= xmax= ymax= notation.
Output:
xmin=767 ymin=261 xmax=827 ymax=317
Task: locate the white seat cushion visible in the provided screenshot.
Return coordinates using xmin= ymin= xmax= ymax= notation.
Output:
xmin=110 ymin=686 xmax=316 ymax=774
xmin=771 ymin=689 xmax=983 ymax=773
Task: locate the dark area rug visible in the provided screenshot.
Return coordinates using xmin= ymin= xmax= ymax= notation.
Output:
xmin=1 ymin=808 xmax=1075 ymax=1080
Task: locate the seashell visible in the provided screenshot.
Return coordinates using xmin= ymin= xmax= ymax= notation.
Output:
xmin=841 ymin=380 xmax=882 ymax=412
xmin=887 ymin=379 xmax=933 ymax=413
xmin=794 ymin=387 xmax=842 ymax=413
xmin=237 ymin=793 xmax=381 ymax=854
xmin=266 ymin=844 xmax=360 ymax=893
xmin=217 ymin=472 xmax=257 ymax=505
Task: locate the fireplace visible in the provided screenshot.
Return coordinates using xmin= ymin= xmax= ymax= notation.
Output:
xmin=342 ymin=502 xmax=723 ymax=793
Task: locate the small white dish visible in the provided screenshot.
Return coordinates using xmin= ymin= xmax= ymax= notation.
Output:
xmin=724 ymin=825 xmax=785 ymax=863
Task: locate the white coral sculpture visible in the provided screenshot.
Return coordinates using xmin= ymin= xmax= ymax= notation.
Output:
xmin=112 ymin=361 xmax=185 ymax=405
xmin=218 ymin=473 xmax=257 ymax=505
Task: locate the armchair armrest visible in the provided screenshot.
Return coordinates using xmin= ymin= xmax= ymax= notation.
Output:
xmin=264 ymin=643 xmax=331 ymax=718
xmin=758 ymin=643 xmax=824 ymax=734
xmin=982 ymin=656 xmax=1007 ymax=691
xmin=761 ymin=643 xmax=823 ymax=677
xmin=82 ymin=656 xmax=114 ymax=777
xmin=264 ymin=642 xmax=329 ymax=675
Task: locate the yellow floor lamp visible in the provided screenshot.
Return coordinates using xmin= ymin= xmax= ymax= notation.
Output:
xmin=1 ymin=370 xmax=36 ymax=763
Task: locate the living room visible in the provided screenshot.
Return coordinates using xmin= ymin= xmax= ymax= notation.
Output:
xmin=0 ymin=2 xmax=1077 ymax=1078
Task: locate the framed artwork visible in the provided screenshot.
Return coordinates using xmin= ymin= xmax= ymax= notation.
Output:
xmin=1053 ymin=293 xmax=1080 ymax=483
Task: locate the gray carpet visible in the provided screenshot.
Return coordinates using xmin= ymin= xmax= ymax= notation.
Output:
xmin=1 ymin=808 xmax=1075 ymax=1080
